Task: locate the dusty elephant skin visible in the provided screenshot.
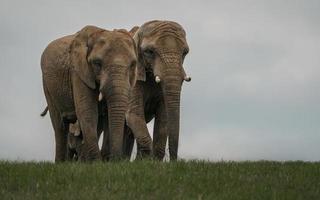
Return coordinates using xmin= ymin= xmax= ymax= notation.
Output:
xmin=124 ymin=20 xmax=191 ymax=161
xmin=41 ymin=25 xmax=138 ymax=162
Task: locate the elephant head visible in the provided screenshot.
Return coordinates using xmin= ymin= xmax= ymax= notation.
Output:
xmin=70 ymin=26 xmax=139 ymax=159
xmin=133 ymin=21 xmax=191 ymax=160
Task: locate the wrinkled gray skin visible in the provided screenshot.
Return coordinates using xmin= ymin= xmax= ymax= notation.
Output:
xmin=41 ymin=25 xmax=138 ymax=162
xmin=124 ymin=20 xmax=191 ymax=161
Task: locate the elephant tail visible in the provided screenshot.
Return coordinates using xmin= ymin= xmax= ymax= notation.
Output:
xmin=40 ymin=106 xmax=49 ymax=117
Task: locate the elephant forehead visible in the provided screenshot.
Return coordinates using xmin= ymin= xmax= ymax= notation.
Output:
xmin=157 ymin=36 xmax=185 ymax=49
xmin=97 ymin=33 xmax=134 ymax=49
xmin=108 ymin=31 xmax=136 ymax=48
xmin=108 ymin=44 xmax=137 ymax=63
xmin=141 ymin=20 xmax=186 ymax=37
xmin=91 ymin=40 xmax=136 ymax=60
xmin=140 ymin=36 xmax=157 ymax=48
xmin=109 ymin=55 xmax=132 ymax=66
xmin=141 ymin=30 xmax=187 ymax=47
xmin=141 ymin=36 xmax=186 ymax=52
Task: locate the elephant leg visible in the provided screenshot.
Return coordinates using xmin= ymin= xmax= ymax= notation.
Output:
xmin=153 ymin=101 xmax=168 ymax=160
xmin=126 ymin=83 xmax=152 ymax=158
xmin=76 ymin=110 xmax=100 ymax=161
xmin=66 ymin=147 xmax=76 ymax=161
xmin=126 ymin=86 xmax=152 ymax=156
xmin=126 ymin=83 xmax=152 ymax=157
xmin=101 ymin=115 xmax=110 ymax=161
xmin=44 ymin=84 xmax=68 ymax=162
xmin=66 ymin=129 xmax=75 ymax=161
xmin=122 ymin=125 xmax=135 ymax=160
xmin=48 ymin=106 xmax=68 ymax=162
xmin=126 ymin=113 xmax=152 ymax=158
xmin=72 ymin=74 xmax=101 ymax=161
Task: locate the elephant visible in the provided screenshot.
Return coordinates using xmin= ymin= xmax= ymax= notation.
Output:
xmin=124 ymin=20 xmax=191 ymax=161
xmin=67 ymin=120 xmax=83 ymax=161
xmin=41 ymin=25 xmax=139 ymax=162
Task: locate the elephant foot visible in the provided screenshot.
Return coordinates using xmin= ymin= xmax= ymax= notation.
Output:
xmin=153 ymin=152 xmax=165 ymax=161
xmin=135 ymin=143 xmax=153 ymax=160
xmin=80 ymin=145 xmax=101 ymax=162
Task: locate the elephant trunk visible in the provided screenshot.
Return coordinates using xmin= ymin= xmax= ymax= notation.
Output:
xmin=162 ymin=69 xmax=182 ymax=161
xmin=103 ymin=81 xmax=129 ymax=160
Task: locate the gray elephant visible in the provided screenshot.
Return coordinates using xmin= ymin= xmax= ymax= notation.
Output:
xmin=41 ymin=25 xmax=138 ymax=162
xmin=124 ymin=20 xmax=191 ymax=161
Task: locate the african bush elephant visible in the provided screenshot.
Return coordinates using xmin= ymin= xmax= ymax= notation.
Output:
xmin=67 ymin=120 xmax=83 ymax=161
xmin=124 ymin=20 xmax=191 ymax=161
xmin=41 ymin=25 xmax=138 ymax=162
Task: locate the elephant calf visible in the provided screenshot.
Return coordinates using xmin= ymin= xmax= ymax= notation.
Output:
xmin=67 ymin=120 xmax=83 ymax=161
xmin=41 ymin=25 xmax=140 ymax=162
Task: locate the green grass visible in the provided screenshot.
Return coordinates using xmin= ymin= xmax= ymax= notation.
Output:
xmin=0 ymin=160 xmax=319 ymax=200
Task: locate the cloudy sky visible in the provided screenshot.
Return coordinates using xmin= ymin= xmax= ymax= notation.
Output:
xmin=0 ymin=0 xmax=319 ymax=161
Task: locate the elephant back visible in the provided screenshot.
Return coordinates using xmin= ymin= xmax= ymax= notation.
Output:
xmin=41 ymin=35 xmax=74 ymax=74
xmin=41 ymin=35 xmax=76 ymax=117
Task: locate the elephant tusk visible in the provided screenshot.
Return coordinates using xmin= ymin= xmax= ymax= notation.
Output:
xmin=98 ymin=92 xmax=103 ymax=101
xmin=155 ymin=76 xmax=161 ymax=83
xmin=184 ymin=76 xmax=191 ymax=82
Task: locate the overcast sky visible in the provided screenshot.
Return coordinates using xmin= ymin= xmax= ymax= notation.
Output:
xmin=0 ymin=0 xmax=319 ymax=161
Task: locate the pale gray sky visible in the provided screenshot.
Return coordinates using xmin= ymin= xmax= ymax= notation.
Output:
xmin=0 ymin=0 xmax=319 ymax=161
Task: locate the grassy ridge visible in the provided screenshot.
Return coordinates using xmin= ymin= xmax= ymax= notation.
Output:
xmin=0 ymin=160 xmax=319 ymax=199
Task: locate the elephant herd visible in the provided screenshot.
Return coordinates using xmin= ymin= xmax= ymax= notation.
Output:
xmin=40 ymin=20 xmax=191 ymax=162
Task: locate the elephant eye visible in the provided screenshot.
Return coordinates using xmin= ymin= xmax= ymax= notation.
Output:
xmin=92 ymin=59 xmax=102 ymax=70
xmin=130 ymin=60 xmax=136 ymax=68
xmin=143 ymin=49 xmax=155 ymax=59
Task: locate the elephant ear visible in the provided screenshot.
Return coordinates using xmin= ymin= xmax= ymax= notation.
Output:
xmin=133 ymin=29 xmax=146 ymax=82
xmin=129 ymin=61 xmax=138 ymax=88
xmin=69 ymin=120 xmax=81 ymax=136
xmin=70 ymin=25 xmax=104 ymax=89
xmin=129 ymin=26 xmax=139 ymax=37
